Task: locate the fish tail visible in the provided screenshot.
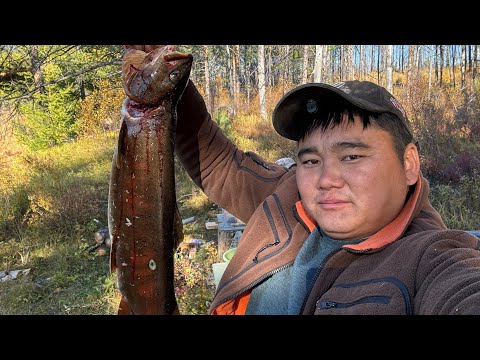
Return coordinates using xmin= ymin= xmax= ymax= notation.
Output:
xmin=117 ymin=296 xmax=135 ymax=315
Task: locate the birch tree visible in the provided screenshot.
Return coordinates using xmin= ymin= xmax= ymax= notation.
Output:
xmin=313 ymin=45 xmax=323 ymax=82
xmin=428 ymin=46 xmax=434 ymax=99
xmin=345 ymin=45 xmax=353 ymax=80
xmin=386 ymin=45 xmax=393 ymax=94
xmin=439 ymin=45 xmax=444 ymax=87
xmin=461 ymin=45 xmax=466 ymax=90
xmin=451 ymin=45 xmax=456 ymax=89
xmin=257 ymin=45 xmax=267 ymax=120
xmin=203 ymin=45 xmax=212 ymax=113
xmin=302 ymin=45 xmax=309 ymax=84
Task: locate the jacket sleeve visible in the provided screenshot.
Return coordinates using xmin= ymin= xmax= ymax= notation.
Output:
xmin=414 ymin=232 xmax=480 ymax=314
xmin=175 ymin=80 xmax=290 ymax=224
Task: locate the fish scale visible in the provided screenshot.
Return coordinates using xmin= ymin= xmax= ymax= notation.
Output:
xmin=108 ymin=46 xmax=193 ymax=314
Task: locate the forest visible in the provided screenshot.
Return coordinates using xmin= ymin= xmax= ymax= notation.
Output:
xmin=0 ymin=45 xmax=479 ymax=314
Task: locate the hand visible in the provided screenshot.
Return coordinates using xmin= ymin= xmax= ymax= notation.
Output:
xmin=123 ymin=45 xmax=166 ymax=52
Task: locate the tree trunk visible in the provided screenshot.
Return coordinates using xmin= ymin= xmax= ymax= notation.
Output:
xmin=234 ymin=45 xmax=241 ymax=108
xmin=451 ymin=45 xmax=456 ymax=89
xmin=258 ymin=45 xmax=267 ymax=120
xmin=386 ymin=45 xmax=393 ymax=94
xmin=345 ymin=45 xmax=353 ymax=80
xmin=407 ymin=45 xmax=416 ymax=101
xmin=246 ymin=50 xmax=251 ymax=107
xmin=202 ymin=45 xmax=213 ymax=114
xmin=461 ymin=45 xmax=466 ymax=90
xmin=439 ymin=45 xmax=444 ymax=87
xmin=400 ymin=45 xmax=404 ymax=73
xmin=302 ymin=45 xmax=309 ymax=84
xmin=428 ymin=46 xmax=434 ymax=99
xmin=474 ymin=45 xmax=478 ymax=83
xmin=359 ymin=45 xmax=364 ymax=80
xmin=445 ymin=45 xmax=451 ymax=86
xmin=29 ymin=45 xmax=45 ymax=94
xmin=468 ymin=45 xmax=472 ymax=72
xmin=283 ymin=45 xmax=289 ymax=89
xmin=370 ymin=45 xmax=375 ymax=75
xmin=313 ymin=45 xmax=323 ymax=82
xmin=339 ymin=45 xmax=344 ymax=80
xmin=230 ymin=45 xmax=238 ymax=116
xmin=225 ymin=45 xmax=235 ymax=116
xmin=377 ymin=45 xmax=381 ymax=84
xmin=266 ymin=46 xmax=273 ymax=87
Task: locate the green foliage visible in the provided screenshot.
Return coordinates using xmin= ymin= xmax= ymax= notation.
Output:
xmin=3 ymin=45 xmax=124 ymax=150
xmin=14 ymin=63 xmax=78 ymax=150
xmin=213 ymin=108 xmax=233 ymax=139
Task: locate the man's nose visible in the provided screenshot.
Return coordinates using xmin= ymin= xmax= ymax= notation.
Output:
xmin=316 ymin=160 xmax=344 ymax=189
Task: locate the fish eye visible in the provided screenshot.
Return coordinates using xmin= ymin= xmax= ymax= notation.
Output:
xmin=169 ymin=70 xmax=179 ymax=82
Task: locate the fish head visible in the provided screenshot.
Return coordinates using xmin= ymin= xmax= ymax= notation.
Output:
xmin=123 ymin=46 xmax=193 ymax=106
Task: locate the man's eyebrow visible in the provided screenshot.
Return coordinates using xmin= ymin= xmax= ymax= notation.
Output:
xmin=332 ymin=141 xmax=370 ymax=151
xmin=297 ymin=141 xmax=370 ymax=158
xmin=297 ymin=146 xmax=317 ymax=158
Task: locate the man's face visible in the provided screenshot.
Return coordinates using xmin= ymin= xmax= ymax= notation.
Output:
xmin=296 ymin=115 xmax=418 ymax=240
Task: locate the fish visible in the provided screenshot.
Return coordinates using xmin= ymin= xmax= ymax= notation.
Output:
xmin=108 ymin=46 xmax=193 ymax=315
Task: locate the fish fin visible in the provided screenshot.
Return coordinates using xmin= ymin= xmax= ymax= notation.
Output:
xmin=117 ymin=296 xmax=134 ymax=315
xmin=109 ymin=235 xmax=116 ymax=272
xmin=173 ymin=203 xmax=184 ymax=249
xmin=114 ymin=119 xmax=128 ymax=170
xmin=172 ymin=304 xmax=180 ymax=315
xmin=113 ymin=142 xmax=120 ymax=170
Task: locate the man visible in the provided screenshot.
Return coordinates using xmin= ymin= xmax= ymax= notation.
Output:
xmin=127 ymin=46 xmax=480 ymax=314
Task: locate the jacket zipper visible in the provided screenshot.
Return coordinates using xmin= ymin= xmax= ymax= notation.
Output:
xmin=213 ymin=262 xmax=294 ymax=310
xmin=333 ymin=277 xmax=412 ymax=315
xmin=317 ymin=295 xmax=391 ymax=309
xmin=299 ymin=248 xmax=342 ymax=314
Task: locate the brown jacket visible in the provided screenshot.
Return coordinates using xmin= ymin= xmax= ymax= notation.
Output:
xmin=176 ymin=81 xmax=480 ymax=315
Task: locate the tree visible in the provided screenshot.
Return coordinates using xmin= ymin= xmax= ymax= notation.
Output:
xmin=257 ymin=45 xmax=267 ymax=121
xmin=386 ymin=45 xmax=393 ymax=94
xmin=203 ymin=45 xmax=213 ymax=114
xmin=302 ymin=45 xmax=309 ymax=84
xmin=313 ymin=45 xmax=323 ymax=83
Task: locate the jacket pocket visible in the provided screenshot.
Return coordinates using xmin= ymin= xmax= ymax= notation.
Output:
xmin=318 ymin=295 xmax=391 ymax=310
xmin=314 ymin=277 xmax=412 ymax=315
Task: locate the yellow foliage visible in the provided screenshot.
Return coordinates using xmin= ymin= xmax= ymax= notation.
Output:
xmin=76 ymin=79 xmax=125 ymax=136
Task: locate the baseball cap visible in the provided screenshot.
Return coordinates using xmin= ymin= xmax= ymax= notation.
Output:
xmin=272 ymin=80 xmax=411 ymax=141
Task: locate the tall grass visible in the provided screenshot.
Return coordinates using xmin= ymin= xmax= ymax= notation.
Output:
xmin=0 ymin=132 xmax=119 ymax=314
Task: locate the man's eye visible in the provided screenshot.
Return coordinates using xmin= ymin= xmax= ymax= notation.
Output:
xmin=343 ymin=155 xmax=361 ymax=161
xmin=303 ymin=159 xmax=319 ymax=165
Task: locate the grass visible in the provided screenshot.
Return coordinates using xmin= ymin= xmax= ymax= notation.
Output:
xmin=0 ymin=132 xmax=119 ymax=314
xmin=0 ymin=129 xmax=221 ymax=315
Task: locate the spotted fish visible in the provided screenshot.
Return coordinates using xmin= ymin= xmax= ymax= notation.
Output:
xmin=108 ymin=46 xmax=192 ymax=314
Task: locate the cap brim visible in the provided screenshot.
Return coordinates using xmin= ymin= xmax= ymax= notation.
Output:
xmin=272 ymin=83 xmax=389 ymax=141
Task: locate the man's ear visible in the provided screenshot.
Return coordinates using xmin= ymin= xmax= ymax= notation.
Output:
xmin=403 ymin=143 xmax=420 ymax=185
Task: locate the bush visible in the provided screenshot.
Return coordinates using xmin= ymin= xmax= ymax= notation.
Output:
xmin=174 ymin=242 xmax=217 ymax=315
xmin=429 ymin=172 xmax=480 ymax=230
